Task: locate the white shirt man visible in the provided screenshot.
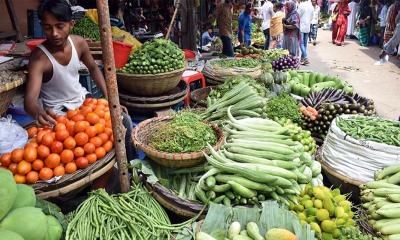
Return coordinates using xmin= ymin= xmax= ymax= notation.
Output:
xmin=298 ymin=0 xmax=315 ymax=34
xmin=261 ymin=0 xmax=274 ymax=49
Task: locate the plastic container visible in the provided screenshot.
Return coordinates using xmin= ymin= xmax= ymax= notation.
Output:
xmin=183 ymin=49 xmax=196 ymax=60
xmin=112 ymin=40 xmax=132 ymax=69
xmin=25 ymin=39 xmax=46 ymax=51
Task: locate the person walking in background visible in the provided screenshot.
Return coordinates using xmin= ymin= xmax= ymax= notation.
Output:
xmin=297 ymin=0 xmax=314 ymax=65
xmin=347 ymin=0 xmax=360 ymax=37
xmin=270 ymin=2 xmax=286 ymax=48
xmin=332 ymin=0 xmax=351 ymax=45
xmin=283 ymin=1 xmax=301 ymax=57
xmin=215 ymin=0 xmax=234 ymax=57
xmin=383 ymin=0 xmax=400 ymax=45
xmin=309 ymin=0 xmax=321 ymax=45
xmin=238 ymin=4 xmax=253 ymax=46
xmin=379 ymin=8 xmax=400 ymax=61
xmin=261 ymin=0 xmax=275 ymax=49
xmin=357 ymin=0 xmax=373 ymax=46
xmin=378 ymin=0 xmax=391 ymax=47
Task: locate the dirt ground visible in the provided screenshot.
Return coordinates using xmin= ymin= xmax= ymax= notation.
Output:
xmin=303 ymin=29 xmax=400 ymax=120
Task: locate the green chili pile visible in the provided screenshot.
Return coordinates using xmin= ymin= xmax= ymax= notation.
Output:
xmin=71 ymin=16 xmax=100 ymax=41
xmin=337 ymin=116 xmax=400 ymax=146
xmin=66 ymin=183 xmax=194 ymax=240
xmin=149 ymin=111 xmax=217 ymax=153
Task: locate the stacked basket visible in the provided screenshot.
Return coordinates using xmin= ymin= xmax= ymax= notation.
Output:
xmin=0 ymin=70 xmax=26 ymax=117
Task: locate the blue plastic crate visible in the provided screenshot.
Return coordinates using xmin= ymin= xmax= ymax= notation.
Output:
xmin=79 ymin=72 xmax=104 ymax=98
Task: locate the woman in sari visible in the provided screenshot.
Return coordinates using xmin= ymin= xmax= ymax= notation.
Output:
xmin=283 ymin=1 xmax=301 ymax=57
xmin=332 ymin=0 xmax=352 ymax=45
xmin=357 ymin=0 xmax=373 ymax=46
xmin=384 ymin=0 xmax=400 ymax=45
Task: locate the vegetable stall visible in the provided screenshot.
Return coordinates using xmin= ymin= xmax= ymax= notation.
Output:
xmin=1 ymin=3 xmax=400 ymax=240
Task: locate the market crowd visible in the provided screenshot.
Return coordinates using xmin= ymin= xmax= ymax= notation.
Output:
xmin=209 ymin=0 xmax=400 ymax=64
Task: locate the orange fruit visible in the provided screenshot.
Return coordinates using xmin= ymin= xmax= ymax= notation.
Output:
xmin=98 ymin=118 xmax=106 ymax=126
xmin=53 ymin=165 xmax=65 ymax=176
xmin=56 ymin=115 xmax=68 ymax=124
xmin=23 ymin=147 xmax=37 ymax=162
xmin=74 ymin=121 xmax=90 ymax=133
xmin=41 ymin=133 xmax=55 ymax=147
xmin=79 ymin=106 xmax=93 ymax=116
xmin=65 ymin=162 xmax=77 ymax=174
xmin=11 ymin=148 xmax=24 ymax=163
xmin=103 ymin=141 xmax=113 ymax=152
xmin=14 ymin=174 xmax=26 ymax=184
xmin=54 ymin=123 xmax=66 ymax=132
xmin=67 ymin=109 xmax=79 ymax=119
xmin=8 ymin=163 xmax=17 ymax=174
xmin=87 ymin=153 xmax=97 ymax=164
xmin=85 ymin=126 xmax=98 ymax=138
xmin=104 ymin=128 xmax=113 ymax=137
xmin=26 ymin=171 xmax=39 ymax=184
xmin=83 ymin=142 xmax=96 ymax=154
xmin=25 ymin=142 xmax=38 ymax=149
xmin=63 ymin=137 xmax=76 ymax=150
xmin=39 ymin=168 xmax=53 ymax=180
xmin=95 ymin=147 xmax=106 ymax=159
xmin=32 ymin=159 xmax=44 ymax=171
xmin=94 ymin=109 xmax=105 ymax=118
xmin=86 ymin=113 xmax=100 ymax=125
xmin=36 ymin=130 xmax=47 ymax=144
xmin=97 ymin=98 xmax=109 ymax=106
xmin=45 ymin=153 xmax=60 ymax=169
xmin=55 ymin=129 xmax=69 ymax=142
xmin=104 ymin=112 xmax=111 ymax=121
xmin=75 ymin=132 xmax=89 ymax=146
xmin=37 ymin=145 xmax=50 ymax=159
xmin=71 ymin=114 xmax=85 ymax=122
xmin=105 ymin=120 xmax=112 ymax=128
xmin=98 ymin=133 xmax=109 ymax=143
xmin=27 ymin=127 xmax=38 ymax=138
xmin=73 ymin=147 xmax=85 ymax=158
xmin=66 ymin=121 xmax=75 ymax=136
xmin=17 ymin=160 xmax=32 ymax=175
xmin=50 ymin=141 xmax=64 ymax=154
xmin=94 ymin=123 xmax=105 ymax=134
xmin=60 ymin=149 xmax=74 ymax=164
xmin=83 ymin=98 xmax=93 ymax=106
xmin=75 ymin=157 xmax=89 ymax=169
xmin=1 ymin=153 xmax=12 ymax=167
xmin=29 ymin=138 xmax=38 ymax=144
xmin=90 ymin=137 xmax=103 ymax=148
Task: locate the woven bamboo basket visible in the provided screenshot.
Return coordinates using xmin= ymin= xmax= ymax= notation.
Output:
xmin=190 ymin=87 xmax=212 ymax=107
xmin=34 ymin=150 xmax=115 ymax=199
xmin=132 ymin=116 xmax=224 ymax=168
xmin=316 ymin=148 xmax=363 ymax=202
xmin=117 ymin=68 xmax=185 ymax=96
xmin=0 ymin=71 xmax=25 ymax=116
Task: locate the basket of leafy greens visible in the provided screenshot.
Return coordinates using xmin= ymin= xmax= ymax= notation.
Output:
xmin=132 ymin=111 xmax=224 ymax=168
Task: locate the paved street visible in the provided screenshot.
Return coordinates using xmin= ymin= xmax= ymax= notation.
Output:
xmin=303 ymin=29 xmax=400 ymax=120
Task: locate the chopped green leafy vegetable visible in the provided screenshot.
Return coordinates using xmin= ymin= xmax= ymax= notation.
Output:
xmin=264 ymin=93 xmax=303 ymax=125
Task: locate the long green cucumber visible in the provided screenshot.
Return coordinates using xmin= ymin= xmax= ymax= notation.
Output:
xmin=222 ymin=150 xmax=298 ymax=169
xmin=227 ymin=181 xmax=257 ymax=198
xmin=215 ymin=174 xmax=274 ymax=192
xmin=224 ymin=142 xmax=295 ymax=155
xmin=212 ymin=184 xmax=231 ymax=193
xmin=388 ymin=194 xmax=400 ymax=203
xmin=229 ymin=136 xmax=298 ymax=146
xmin=227 ymin=146 xmax=299 ymax=161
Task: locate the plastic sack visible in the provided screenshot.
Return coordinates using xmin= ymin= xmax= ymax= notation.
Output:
xmin=321 ymin=115 xmax=400 ymax=183
xmin=0 ymin=115 xmax=28 ymax=154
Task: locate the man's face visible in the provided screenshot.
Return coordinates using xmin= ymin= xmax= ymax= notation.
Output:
xmin=41 ymin=11 xmax=73 ymax=47
xmin=312 ymin=0 xmax=317 ymax=5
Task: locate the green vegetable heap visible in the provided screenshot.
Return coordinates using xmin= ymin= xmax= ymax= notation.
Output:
xmin=121 ymin=39 xmax=185 ymax=74
xmin=337 ymin=116 xmax=400 ymax=146
xmin=213 ymin=58 xmax=260 ymax=69
xmin=71 ymin=16 xmax=100 ymax=41
xmin=264 ymin=93 xmax=303 ymax=125
xmin=209 ymin=76 xmax=268 ymax=99
xmin=290 ymin=185 xmax=355 ymax=240
xmin=149 ymin=111 xmax=217 ymax=153
xmin=261 ymin=49 xmax=290 ymax=62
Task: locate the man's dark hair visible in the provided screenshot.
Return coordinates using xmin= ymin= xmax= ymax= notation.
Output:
xmin=38 ymin=0 xmax=72 ymax=22
xmin=245 ymin=3 xmax=253 ymax=10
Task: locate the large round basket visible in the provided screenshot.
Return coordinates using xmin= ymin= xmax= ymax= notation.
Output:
xmin=316 ymin=148 xmax=363 ymax=202
xmin=132 ymin=116 xmax=224 ymax=168
xmin=0 ymin=71 xmax=25 ymax=116
xmin=190 ymin=86 xmax=212 ymax=107
xmin=33 ymin=150 xmax=115 ymax=200
xmin=117 ymin=68 xmax=185 ymax=96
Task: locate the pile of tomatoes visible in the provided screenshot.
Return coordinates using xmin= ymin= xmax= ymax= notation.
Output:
xmin=0 ymin=98 xmax=114 ymax=184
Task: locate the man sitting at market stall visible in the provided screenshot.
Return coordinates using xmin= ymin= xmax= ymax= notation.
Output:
xmin=24 ymin=0 xmax=135 ymax=160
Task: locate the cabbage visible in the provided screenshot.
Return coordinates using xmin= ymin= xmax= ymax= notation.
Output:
xmin=45 ymin=215 xmax=62 ymax=240
xmin=0 ymin=169 xmax=17 ymax=220
xmin=0 ymin=229 xmax=24 ymax=240
xmin=0 ymin=207 xmax=48 ymax=240
xmin=11 ymin=184 xmax=36 ymax=210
